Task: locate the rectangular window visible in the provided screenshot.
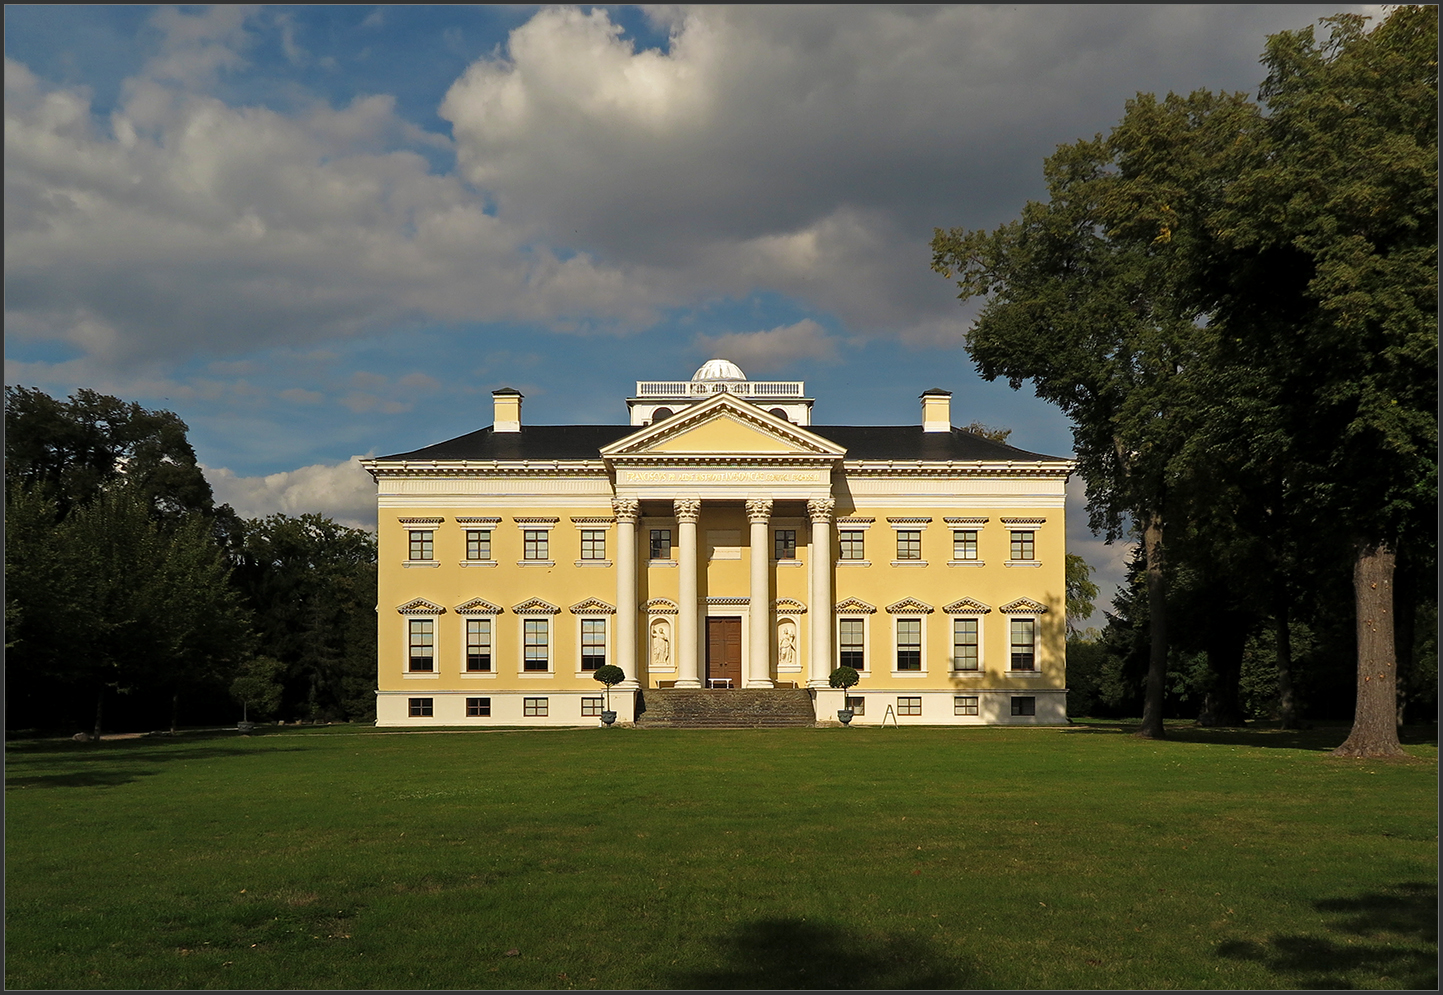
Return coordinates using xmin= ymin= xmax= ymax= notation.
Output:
xmin=523 ymin=697 xmax=548 ymax=717
xmin=839 ymin=530 xmax=865 ymax=560
xmin=523 ymin=530 xmax=549 ymax=560
xmin=952 ymin=618 xmax=979 ymax=671
xmin=524 ymin=618 xmax=549 ymax=672
xmin=650 ymin=529 xmax=672 ymax=560
xmin=1010 ymin=530 xmax=1035 ymax=560
xmin=774 ymin=529 xmax=797 ymax=560
xmin=581 ymin=697 xmax=603 ymax=717
xmin=898 ymin=696 xmax=922 ymax=716
xmin=896 ymin=618 xmax=922 ymax=671
xmin=896 ymin=530 xmax=921 ymax=560
xmin=955 ymin=695 xmax=979 ymax=716
xmin=839 ymin=618 xmax=865 ymax=670
xmin=408 ymin=618 xmax=434 ymax=672
xmin=466 ymin=618 xmax=492 ymax=672
xmin=408 ymin=530 xmax=433 ymax=561
xmin=845 ymin=696 xmax=865 ymax=715
xmin=408 ymin=697 xmax=433 ymax=717
xmin=580 ymin=618 xmax=606 ymax=671
xmin=1011 ymin=696 xmax=1036 ymax=716
xmin=466 ymin=530 xmax=492 ymax=561
xmin=580 ymin=529 xmax=606 ymax=560
xmin=1010 ymin=618 xmax=1036 ymax=671
xmin=953 ymin=530 xmax=978 ymax=560
xmin=466 ymin=697 xmax=491 ymax=717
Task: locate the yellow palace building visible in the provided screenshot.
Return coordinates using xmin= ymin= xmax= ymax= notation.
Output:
xmin=363 ymin=361 xmax=1074 ymax=727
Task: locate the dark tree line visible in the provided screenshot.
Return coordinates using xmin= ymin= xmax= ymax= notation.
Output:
xmin=5 ymin=386 xmax=377 ymax=736
xmin=932 ymin=8 xmax=1436 ymax=755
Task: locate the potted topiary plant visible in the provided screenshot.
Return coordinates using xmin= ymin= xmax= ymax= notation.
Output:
xmin=829 ymin=665 xmax=859 ymax=725
xmin=592 ymin=664 xmax=626 ymax=726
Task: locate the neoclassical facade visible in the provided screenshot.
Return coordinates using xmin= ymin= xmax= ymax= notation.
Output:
xmin=364 ymin=361 xmax=1073 ymax=726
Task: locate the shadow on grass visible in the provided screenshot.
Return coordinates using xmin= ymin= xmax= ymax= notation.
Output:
xmin=662 ymin=917 xmax=979 ymax=989
xmin=5 ymin=740 xmax=310 ymax=791
xmin=1216 ymin=882 xmax=1438 ymax=990
xmin=1063 ymin=721 xmax=1437 ymax=753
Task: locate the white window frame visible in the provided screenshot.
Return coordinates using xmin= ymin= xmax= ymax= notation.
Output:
xmin=887 ymin=518 xmax=931 ymax=567
xmin=462 ymin=616 xmax=494 ymax=676
xmin=944 ymin=517 xmax=988 ymax=567
xmin=515 ymin=518 xmax=558 ymax=567
xmin=403 ymin=615 xmax=439 ymax=679
xmin=519 ymin=616 xmax=552 ymax=676
xmin=457 ymin=517 xmax=500 ymax=568
xmin=836 ymin=615 xmax=869 ymax=674
xmin=572 ymin=518 xmax=614 ymax=567
xmin=1007 ymin=615 xmax=1042 ymax=675
xmin=647 ymin=523 xmax=676 ymax=563
xmin=1002 ymin=517 xmax=1046 ymax=568
xmin=575 ymin=614 xmax=612 ymax=677
xmin=892 ymin=615 xmax=927 ymax=677
xmin=950 ymin=615 xmax=983 ymax=674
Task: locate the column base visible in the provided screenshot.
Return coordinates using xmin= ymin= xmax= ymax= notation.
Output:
xmin=806 ymin=678 xmax=831 ymax=690
xmin=745 ymin=679 xmax=776 ymax=689
xmin=673 ymin=679 xmax=703 ymax=689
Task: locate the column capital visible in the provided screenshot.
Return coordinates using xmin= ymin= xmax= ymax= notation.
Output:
xmin=807 ymin=497 xmax=836 ymax=523
xmin=611 ymin=497 xmax=640 ymax=524
xmin=673 ymin=498 xmax=702 ymax=524
xmin=745 ymin=498 xmax=774 ymax=524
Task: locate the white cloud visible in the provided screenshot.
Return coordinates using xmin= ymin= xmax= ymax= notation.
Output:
xmin=205 ymin=454 xmax=377 ymax=531
xmin=692 ymin=318 xmax=837 ymax=373
xmin=1065 ymin=473 xmax=1136 ymax=626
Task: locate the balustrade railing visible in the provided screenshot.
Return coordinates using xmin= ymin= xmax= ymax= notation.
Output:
xmin=635 ymin=381 xmax=805 ymax=398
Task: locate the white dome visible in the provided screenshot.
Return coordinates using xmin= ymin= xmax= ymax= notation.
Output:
xmin=692 ymin=358 xmax=747 ymax=382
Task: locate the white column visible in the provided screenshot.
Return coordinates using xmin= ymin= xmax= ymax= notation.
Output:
xmin=612 ymin=497 xmax=640 ymax=689
xmin=807 ymin=497 xmax=835 ymax=688
xmin=745 ymin=498 xmax=774 ymax=688
xmin=674 ymin=498 xmax=702 ymax=689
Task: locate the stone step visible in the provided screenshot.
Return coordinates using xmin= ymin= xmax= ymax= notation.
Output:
xmin=635 ymin=688 xmax=816 ymax=728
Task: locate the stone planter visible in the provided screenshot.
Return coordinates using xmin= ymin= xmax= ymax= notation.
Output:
xmin=237 ymin=721 xmax=255 ymax=733
xmin=837 ymin=709 xmax=855 ymax=725
xmin=601 ymin=711 xmax=617 ymax=726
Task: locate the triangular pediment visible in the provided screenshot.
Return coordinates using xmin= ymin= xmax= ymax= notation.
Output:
xmin=601 ymin=392 xmax=845 ymax=460
xmin=511 ymin=598 xmax=561 ymax=615
xmin=942 ymin=597 xmax=991 ymax=614
xmin=834 ymin=597 xmax=877 ymax=615
xmin=569 ymin=598 xmax=616 ymax=615
xmin=886 ymin=597 xmax=935 ymax=615
xmin=396 ymin=598 xmax=446 ymax=615
xmin=455 ymin=598 xmax=504 ymax=615
xmin=1000 ymin=597 xmax=1049 ymax=614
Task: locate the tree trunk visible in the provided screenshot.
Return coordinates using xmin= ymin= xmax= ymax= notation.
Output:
xmin=1137 ymin=512 xmax=1168 ymax=739
xmin=1332 ymin=541 xmax=1405 ymax=757
xmin=93 ymin=685 xmax=104 ymax=743
xmin=170 ymin=691 xmax=179 ymax=735
xmin=1393 ymin=559 xmax=1415 ymax=728
xmin=1275 ymin=599 xmax=1298 ymax=730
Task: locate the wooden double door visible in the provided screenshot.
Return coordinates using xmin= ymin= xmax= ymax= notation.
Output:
xmin=705 ymin=617 xmax=742 ymax=689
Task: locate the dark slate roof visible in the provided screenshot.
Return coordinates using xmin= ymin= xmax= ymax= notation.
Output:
xmin=376 ymin=424 xmax=1065 ymax=463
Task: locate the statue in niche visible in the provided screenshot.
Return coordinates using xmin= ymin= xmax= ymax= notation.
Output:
xmin=777 ymin=619 xmax=797 ymax=670
xmin=650 ymin=619 xmax=671 ymax=670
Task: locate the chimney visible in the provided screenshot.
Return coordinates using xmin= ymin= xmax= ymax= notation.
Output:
xmin=920 ymin=389 xmax=952 ymax=433
xmin=492 ymin=388 xmax=523 ymax=433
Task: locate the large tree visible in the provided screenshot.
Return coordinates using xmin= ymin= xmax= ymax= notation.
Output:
xmin=1211 ymin=8 xmax=1438 ymax=756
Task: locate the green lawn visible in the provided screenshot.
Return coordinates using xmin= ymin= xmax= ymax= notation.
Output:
xmin=5 ymin=722 xmax=1436 ymax=990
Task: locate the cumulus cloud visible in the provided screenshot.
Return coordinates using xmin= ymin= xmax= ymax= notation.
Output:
xmin=692 ymin=318 xmax=837 ymax=373
xmin=206 ymin=454 xmax=377 ymax=530
xmin=6 ymin=3 xmax=1358 ymax=373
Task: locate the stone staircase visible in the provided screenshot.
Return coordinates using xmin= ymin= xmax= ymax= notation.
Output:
xmin=635 ymin=688 xmax=817 ymax=729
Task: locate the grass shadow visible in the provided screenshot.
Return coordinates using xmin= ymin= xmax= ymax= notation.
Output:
xmin=662 ymin=916 xmax=980 ymax=989
xmin=1063 ymin=721 xmax=1437 ymax=753
xmin=5 ymin=740 xmax=312 ymax=790
xmin=1216 ymin=882 xmax=1438 ymax=989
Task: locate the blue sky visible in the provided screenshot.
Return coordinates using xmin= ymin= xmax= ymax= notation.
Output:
xmin=4 ymin=4 xmax=1368 ymax=615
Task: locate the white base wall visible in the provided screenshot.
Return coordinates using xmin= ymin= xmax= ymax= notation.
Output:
xmin=377 ymin=689 xmax=637 ymax=727
xmin=834 ymin=689 xmax=1068 ymax=726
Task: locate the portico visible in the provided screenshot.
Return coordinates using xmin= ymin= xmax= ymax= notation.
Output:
xmin=600 ymin=391 xmax=846 ymax=692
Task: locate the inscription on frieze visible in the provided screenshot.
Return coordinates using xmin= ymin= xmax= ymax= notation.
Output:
xmin=623 ymin=469 xmax=825 ymax=483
